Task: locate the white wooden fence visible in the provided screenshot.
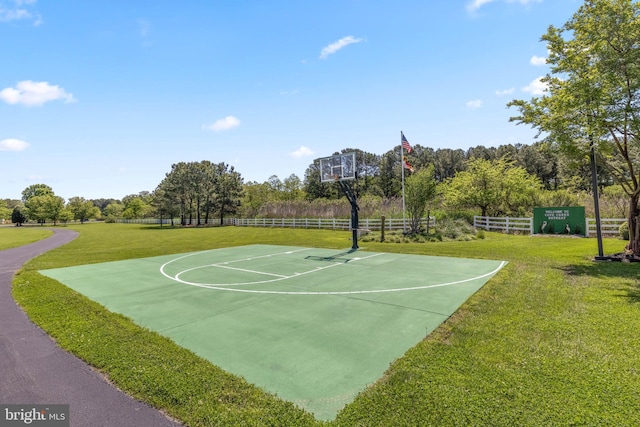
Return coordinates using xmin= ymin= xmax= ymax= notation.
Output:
xmin=115 ymin=217 xmax=434 ymax=231
xmin=232 ymin=217 xmax=435 ymax=231
xmin=473 ymin=216 xmax=626 ymax=237
xmin=116 ymin=215 xmax=625 ymax=237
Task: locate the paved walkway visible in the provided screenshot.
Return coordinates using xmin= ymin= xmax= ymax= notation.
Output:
xmin=0 ymin=229 xmax=181 ymax=427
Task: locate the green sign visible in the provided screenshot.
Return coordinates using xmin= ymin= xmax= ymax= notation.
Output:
xmin=533 ymin=206 xmax=586 ymax=236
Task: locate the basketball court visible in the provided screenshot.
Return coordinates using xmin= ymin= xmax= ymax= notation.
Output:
xmin=40 ymin=244 xmax=506 ymax=420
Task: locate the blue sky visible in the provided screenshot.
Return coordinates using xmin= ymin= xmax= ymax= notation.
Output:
xmin=1 ymin=0 xmax=582 ymax=201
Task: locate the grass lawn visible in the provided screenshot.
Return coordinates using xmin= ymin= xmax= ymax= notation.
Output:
xmin=0 ymin=226 xmax=52 ymax=250
xmin=11 ymin=223 xmax=640 ymax=426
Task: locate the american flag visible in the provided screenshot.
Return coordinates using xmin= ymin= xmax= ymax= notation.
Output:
xmin=401 ymin=132 xmax=412 ymax=153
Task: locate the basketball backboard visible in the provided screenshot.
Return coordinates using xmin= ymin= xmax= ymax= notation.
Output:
xmin=318 ymin=152 xmax=356 ymax=183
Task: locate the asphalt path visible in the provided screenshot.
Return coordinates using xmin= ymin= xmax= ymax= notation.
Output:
xmin=0 ymin=228 xmax=182 ymax=426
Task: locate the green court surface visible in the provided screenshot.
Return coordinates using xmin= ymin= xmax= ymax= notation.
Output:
xmin=40 ymin=244 xmax=506 ymax=420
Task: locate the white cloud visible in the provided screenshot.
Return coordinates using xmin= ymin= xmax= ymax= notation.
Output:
xmin=530 ymin=55 xmax=546 ymax=66
xmin=0 ymin=0 xmax=41 ymax=25
xmin=0 ymin=80 xmax=76 ymax=106
xmin=466 ymin=99 xmax=483 ymax=109
xmin=467 ymin=0 xmax=541 ymax=13
xmin=466 ymin=0 xmax=495 ymax=12
xmin=495 ymin=87 xmax=515 ymax=96
xmin=0 ymin=138 xmax=30 ymax=151
xmin=319 ymin=36 xmax=364 ymax=59
xmin=522 ymin=76 xmax=547 ymax=95
xmin=291 ymin=146 xmax=314 ymax=158
xmin=203 ymin=115 xmax=241 ymax=132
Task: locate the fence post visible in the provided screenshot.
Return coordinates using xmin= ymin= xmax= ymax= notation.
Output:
xmin=585 ymin=218 xmax=591 ymax=237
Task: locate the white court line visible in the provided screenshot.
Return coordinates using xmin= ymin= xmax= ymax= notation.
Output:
xmin=160 ymin=248 xmax=507 ymax=295
xmin=177 ymin=264 xmax=289 ymax=280
xmin=163 ymin=251 xmax=384 ymax=287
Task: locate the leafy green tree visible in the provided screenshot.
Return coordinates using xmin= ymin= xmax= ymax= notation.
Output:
xmin=58 ymin=207 xmax=74 ymax=224
xmin=0 ymin=200 xmax=11 ymax=222
xmin=68 ymin=196 xmax=100 ymax=223
xmin=104 ymin=202 xmax=124 ymax=220
xmin=211 ymin=162 xmax=243 ymax=225
xmin=444 ymin=158 xmax=541 ymax=217
xmin=25 ymin=194 xmax=66 ymax=225
xmin=508 ymin=0 xmax=640 ymax=254
xmin=91 ymin=198 xmax=120 ymax=216
xmin=152 ymin=186 xmax=180 ymax=225
xmin=21 ymin=183 xmax=53 ymax=202
xmin=122 ymin=197 xmax=147 ymax=219
xmin=240 ymin=181 xmax=272 ymax=217
xmin=404 ymin=164 xmax=438 ymax=234
xmin=282 ymin=174 xmax=304 ymax=201
xmin=121 ymin=192 xmax=154 ymax=219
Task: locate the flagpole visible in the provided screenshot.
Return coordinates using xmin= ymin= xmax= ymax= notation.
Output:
xmin=401 ymin=131 xmax=406 ymax=233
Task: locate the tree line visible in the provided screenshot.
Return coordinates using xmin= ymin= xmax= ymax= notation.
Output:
xmin=1 ymin=140 xmax=621 ymax=228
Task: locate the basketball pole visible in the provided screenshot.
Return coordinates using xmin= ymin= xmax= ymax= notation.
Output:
xmin=401 ymin=131 xmax=407 ymax=233
xmin=338 ymin=180 xmax=359 ymax=250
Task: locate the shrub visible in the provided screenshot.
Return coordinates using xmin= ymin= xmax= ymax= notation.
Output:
xmin=619 ymin=221 xmax=629 ymax=240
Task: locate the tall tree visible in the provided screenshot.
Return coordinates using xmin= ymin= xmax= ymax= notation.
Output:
xmin=433 ymin=148 xmax=466 ymax=182
xmin=21 ymin=184 xmax=53 ymax=202
xmin=509 ymin=0 xmax=640 ymax=254
xmin=404 ymin=165 xmax=438 ymax=234
xmin=211 ymin=162 xmax=243 ymax=225
xmin=378 ymin=150 xmax=401 ymax=198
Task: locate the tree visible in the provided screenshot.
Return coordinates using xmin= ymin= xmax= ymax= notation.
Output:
xmin=24 ymin=194 xmax=66 ymax=225
xmin=21 ymin=184 xmax=53 ymax=202
xmin=103 ymin=202 xmax=124 ymax=220
xmin=443 ymin=158 xmax=541 ymax=217
xmin=122 ymin=197 xmax=147 ymax=219
xmin=404 ymin=165 xmax=438 ymax=234
xmin=508 ymin=0 xmax=640 ymax=255
xmin=378 ymin=150 xmax=401 ymax=198
xmin=211 ymin=162 xmax=243 ymax=225
xmin=282 ymin=174 xmax=304 ymax=201
xmin=11 ymin=206 xmax=27 ymax=226
xmin=152 ymin=186 xmax=180 ymax=226
xmin=303 ymin=161 xmax=340 ymax=200
xmin=0 ymin=200 xmax=11 ymax=222
xmin=68 ymin=197 xmax=100 ymax=223
xmin=433 ymin=148 xmax=466 ymax=182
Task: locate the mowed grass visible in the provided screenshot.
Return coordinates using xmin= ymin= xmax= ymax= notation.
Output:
xmin=0 ymin=226 xmax=52 ymax=250
xmin=11 ymin=223 xmax=640 ymax=426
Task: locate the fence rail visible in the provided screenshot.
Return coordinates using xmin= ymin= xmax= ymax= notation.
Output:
xmin=585 ymin=218 xmax=627 ymax=237
xmin=115 ymin=217 xmax=434 ymax=231
xmin=472 ymin=216 xmax=533 ymax=233
xmin=474 ymin=215 xmax=626 ymax=237
xmin=231 ymin=217 xmax=435 ymax=231
xmin=115 ymin=216 xmax=626 ymax=237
